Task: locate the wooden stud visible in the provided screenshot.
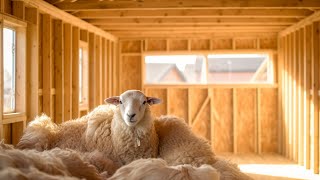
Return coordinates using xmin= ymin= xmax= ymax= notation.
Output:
xmin=63 ymin=23 xmax=72 ymax=121
xmin=311 ymin=21 xmax=319 ymax=174
xmin=72 ymin=26 xmax=79 ymax=119
xmin=108 ymin=40 xmax=112 ymax=96
xmin=304 ymin=25 xmax=312 ymax=170
xmin=25 ymin=8 xmax=39 ymax=123
xmin=233 ymin=88 xmax=237 ymax=153
xmin=53 ymin=19 xmax=64 ymax=124
xmin=95 ymin=35 xmax=101 ymax=106
xmin=101 ymin=38 xmax=106 ymax=102
xmin=42 ymin=14 xmax=53 ymax=118
xmin=257 ymin=88 xmax=261 ymax=154
xmin=88 ymin=33 xmax=95 ymax=110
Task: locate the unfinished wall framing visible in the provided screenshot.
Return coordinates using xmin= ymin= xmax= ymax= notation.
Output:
xmin=119 ymin=37 xmax=279 ymax=154
xmin=0 ymin=0 xmax=119 ymax=145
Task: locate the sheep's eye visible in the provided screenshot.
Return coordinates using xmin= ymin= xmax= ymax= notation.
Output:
xmin=119 ymin=101 xmax=122 ymax=104
xmin=143 ymin=101 xmax=146 ymax=105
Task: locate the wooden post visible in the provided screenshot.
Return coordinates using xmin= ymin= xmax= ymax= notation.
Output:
xmin=88 ymin=33 xmax=95 ymax=110
xmin=233 ymin=88 xmax=237 ymax=153
xmin=101 ymin=38 xmax=106 ymax=102
xmin=304 ymin=25 xmax=312 ymax=169
xmin=25 ymin=7 xmax=39 ymax=123
xmin=72 ymin=27 xmax=79 ymax=119
xmin=311 ymin=21 xmax=319 ymax=174
xmin=63 ymin=23 xmax=72 ymax=121
xmin=42 ymin=14 xmax=53 ymax=118
xmin=94 ymin=36 xmax=101 ymax=106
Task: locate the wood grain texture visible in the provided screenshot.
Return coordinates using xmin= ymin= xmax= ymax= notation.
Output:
xmin=120 ymin=56 xmax=141 ymax=92
xmin=146 ymin=88 xmax=167 ymax=117
xmin=212 ymin=88 xmax=234 ymax=153
xmin=167 ymin=88 xmax=188 ymax=122
xmin=147 ymin=39 xmax=167 ymax=51
xmin=188 ymin=88 xmax=208 ymax=124
xmin=235 ymin=88 xmax=257 ymax=153
xmin=235 ymin=38 xmax=257 ymax=49
xmin=191 ymin=39 xmax=210 ymax=50
xmin=260 ymin=37 xmax=277 ymax=49
xmin=259 ymin=88 xmax=278 ymax=153
xmin=169 ymin=39 xmax=188 ymax=51
xmin=121 ymin=40 xmax=141 ymax=53
xmin=211 ymin=38 xmax=232 ymax=49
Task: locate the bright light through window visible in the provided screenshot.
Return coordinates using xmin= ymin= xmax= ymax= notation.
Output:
xmin=3 ymin=27 xmax=16 ymax=113
xmin=144 ymin=54 xmax=271 ymax=84
xmin=145 ymin=55 xmax=206 ymax=84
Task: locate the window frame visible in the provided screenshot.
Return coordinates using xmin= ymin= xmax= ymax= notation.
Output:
xmin=142 ymin=50 xmax=276 ymax=88
xmin=0 ymin=14 xmax=27 ymax=125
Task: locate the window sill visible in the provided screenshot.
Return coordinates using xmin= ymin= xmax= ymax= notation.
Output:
xmin=2 ymin=112 xmax=26 ymax=124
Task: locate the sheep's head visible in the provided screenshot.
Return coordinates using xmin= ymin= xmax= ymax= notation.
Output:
xmin=105 ymin=90 xmax=161 ymax=127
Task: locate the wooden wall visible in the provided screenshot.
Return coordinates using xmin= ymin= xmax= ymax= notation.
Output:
xmin=119 ymin=36 xmax=279 ymax=154
xmin=279 ymin=12 xmax=320 ymax=174
xmin=0 ymin=0 xmax=118 ymax=145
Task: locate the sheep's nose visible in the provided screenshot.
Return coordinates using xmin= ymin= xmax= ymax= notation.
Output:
xmin=127 ymin=113 xmax=136 ymax=120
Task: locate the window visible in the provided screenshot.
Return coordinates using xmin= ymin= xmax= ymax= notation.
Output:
xmin=79 ymin=41 xmax=88 ymax=106
xmin=144 ymin=53 xmax=273 ymax=85
xmin=3 ymin=27 xmax=16 ymax=113
xmin=145 ymin=55 xmax=206 ymax=84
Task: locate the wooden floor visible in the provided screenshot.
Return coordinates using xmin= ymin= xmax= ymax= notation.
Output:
xmin=219 ymin=154 xmax=320 ymax=180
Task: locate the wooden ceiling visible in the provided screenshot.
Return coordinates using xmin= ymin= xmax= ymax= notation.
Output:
xmin=44 ymin=0 xmax=320 ymax=38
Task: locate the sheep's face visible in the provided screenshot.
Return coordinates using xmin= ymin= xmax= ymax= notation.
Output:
xmin=105 ymin=90 xmax=161 ymax=127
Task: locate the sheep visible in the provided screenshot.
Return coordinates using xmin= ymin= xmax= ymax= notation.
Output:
xmin=18 ymin=90 xmax=161 ymax=166
xmin=155 ymin=115 xmax=252 ymax=180
xmin=0 ymin=142 xmax=104 ymax=180
xmin=109 ymin=158 xmax=220 ymax=180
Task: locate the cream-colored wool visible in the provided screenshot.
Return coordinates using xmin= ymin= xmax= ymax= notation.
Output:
xmin=18 ymin=90 xmax=160 ymax=166
xmin=109 ymin=158 xmax=220 ymax=180
xmin=0 ymin=142 xmax=104 ymax=180
xmin=155 ymin=116 xmax=252 ymax=180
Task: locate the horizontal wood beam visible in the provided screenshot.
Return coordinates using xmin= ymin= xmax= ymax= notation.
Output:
xmin=54 ymin=0 xmax=320 ymax=11
xmin=74 ymin=9 xmax=313 ymax=19
xmin=279 ymin=10 xmax=320 ymax=36
xmin=87 ymin=17 xmax=300 ymax=25
xmin=20 ymin=0 xmax=117 ymax=41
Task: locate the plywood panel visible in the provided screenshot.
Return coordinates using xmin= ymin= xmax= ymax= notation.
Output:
xmin=211 ymin=38 xmax=232 ymax=49
xmin=235 ymin=88 xmax=257 ymax=153
xmin=167 ymin=88 xmax=188 ymax=122
xmin=259 ymin=88 xmax=278 ymax=153
xmin=147 ymin=39 xmax=167 ymax=51
xmin=235 ymin=38 xmax=257 ymax=49
xmin=3 ymin=124 xmax=11 ymax=144
xmin=121 ymin=40 xmax=141 ymax=53
xmin=188 ymin=88 xmax=207 ymax=124
xmin=120 ymin=56 xmax=141 ymax=91
xmin=212 ymin=88 xmax=233 ymax=153
xmin=191 ymin=39 xmax=210 ymax=50
xmin=169 ymin=39 xmax=188 ymax=51
xmin=146 ymin=88 xmax=167 ymax=117
xmin=11 ymin=122 xmax=24 ymax=145
xmin=192 ymin=102 xmax=210 ymax=140
xmin=260 ymin=37 xmax=277 ymax=49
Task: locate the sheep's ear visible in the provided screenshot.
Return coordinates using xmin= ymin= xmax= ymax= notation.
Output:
xmin=104 ymin=96 xmax=120 ymax=105
xmin=147 ymin=97 xmax=162 ymax=106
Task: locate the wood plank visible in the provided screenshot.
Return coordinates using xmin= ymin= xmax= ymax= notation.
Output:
xmin=72 ymin=26 xmax=79 ymax=118
xmin=74 ymin=9 xmax=312 ymax=19
xmin=89 ymin=17 xmax=299 ymax=25
xmin=167 ymin=88 xmax=188 ymax=122
xmin=107 ymin=40 xmax=112 ymax=97
xmin=284 ymin=35 xmax=289 ymax=157
xmin=21 ymin=0 xmax=117 ymax=41
xmin=288 ymin=33 xmax=293 ymax=160
xmin=53 ymin=19 xmax=64 ymax=124
xmin=259 ymin=88 xmax=278 ymax=153
xmin=80 ymin=29 xmax=88 ymax=42
xmin=121 ymin=40 xmax=141 ymax=53
xmin=63 ymin=23 xmax=72 ymax=122
xmin=298 ymin=28 xmax=305 ymax=165
xmin=42 ymin=14 xmax=53 ymax=117
xmin=188 ymin=88 xmax=208 ymax=124
xmin=212 ymin=88 xmax=233 ymax=153
xmin=95 ymin=35 xmax=101 ymax=107
xmin=190 ymin=39 xmax=210 ymax=50
xmin=88 ymin=33 xmax=95 ymax=110
xmin=146 ymin=39 xmax=167 ymax=51
xmin=11 ymin=122 xmax=24 ymax=145
xmin=120 ymin=56 xmax=141 ymax=92
xmin=169 ymin=39 xmax=188 ymax=51
xmin=304 ymin=25 xmax=312 ymax=169
xmin=12 ymin=1 xmax=25 ymax=20
xmin=55 ymin=0 xmax=320 ymax=10
xmin=25 ymin=8 xmax=39 ymax=123
xmin=293 ymin=31 xmax=298 ymax=162
xmin=311 ymin=21 xmax=319 ymax=174
xmin=101 ymin=38 xmax=107 ymax=102
xmin=235 ymin=88 xmax=257 ymax=153
xmin=146 ymin=88 xmax=167 ymax=117
xmin=191 ymin=97 xmax=211 ymax=140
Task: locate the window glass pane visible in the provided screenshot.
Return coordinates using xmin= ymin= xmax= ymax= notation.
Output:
xmin=207 ymin=54 xmax=269 ymax=83
xmin=3 ymin=27 xmax=16 ymax=113
xmin=79 ymin=48 xmax=83 ymax=103
xmin=145 ymin=55 xmax=206 ymax=84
